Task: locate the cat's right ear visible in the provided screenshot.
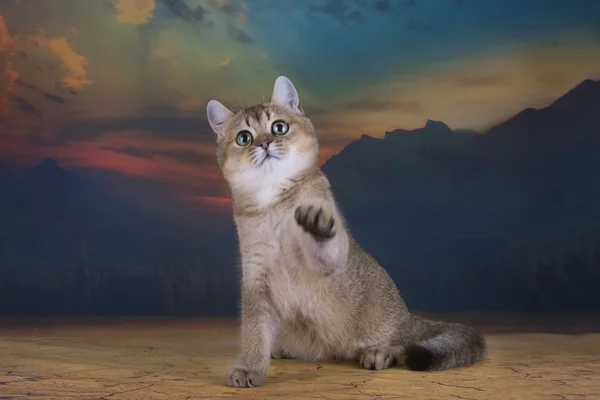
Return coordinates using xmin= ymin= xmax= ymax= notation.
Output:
xmin=272 ymin=76 xmax=303 ymax=114
xmin=207 ymin=100 xmax=234 ymax=141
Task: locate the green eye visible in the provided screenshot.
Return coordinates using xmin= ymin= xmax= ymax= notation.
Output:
xmin=236 ymin=131 xmax=253 ymax=147
xmin=271 ymin=120 xmax=289 ymax=136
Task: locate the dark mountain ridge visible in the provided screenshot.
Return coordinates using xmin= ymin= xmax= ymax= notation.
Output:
xmin=0 ymin=160 xmax=238 ymax=316
xmin=322 ymin=79 xmax=600 ymax=311
xmin=2 ymin=79 xmax=599 ymax=315
xmin=485 ymin=79 xmax=600 ymax=153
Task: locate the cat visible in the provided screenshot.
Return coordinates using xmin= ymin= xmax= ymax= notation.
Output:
xmin=206 ymin=76 xmax=486 ymax=388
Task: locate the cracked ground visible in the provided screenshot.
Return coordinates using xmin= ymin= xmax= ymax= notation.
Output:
xmin=0 ymin=316 xmax=599 ymax=399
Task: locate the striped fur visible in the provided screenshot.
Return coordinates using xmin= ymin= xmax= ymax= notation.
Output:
xmin=206 ymin=76 xmax=486 ymax=388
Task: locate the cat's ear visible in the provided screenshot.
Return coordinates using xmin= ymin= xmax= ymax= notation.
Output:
xmin=271 ymin=76 xmax=303 ymax=114
xmin=207 ymin=100 xmax=234 ymax=141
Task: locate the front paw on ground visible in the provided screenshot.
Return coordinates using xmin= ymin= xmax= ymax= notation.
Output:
xmin=226 ymin=367 xmax=266 ymax=388
xmin=360 ymin=347 xmax=397 ymax=370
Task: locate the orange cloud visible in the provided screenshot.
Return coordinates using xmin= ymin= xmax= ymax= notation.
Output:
xmin=319 ymin=146 xmax=339 ymax=165
xmin=0 ymin=15 xmax=19 ymax=117
xmin=0 ymin=125 xmax=345 ymax=214
xmin=331 ymin=31 xmax=600 ymax=135
xmin=192 ymin=196 xmax=232 ymax=213
xmin=0 ymin=131 xmax=222 ymax=187
xmin=181 ymin=96 xmax=203 ymax=112
xmin=0 ymin=131 xmax=232 ymax=214
xmin=114 ymin=0 xmax=156 ymax=25
xmin=220 ymin=56 xmax=232 ymax=67
xmin=24 ymin=30 xmax=93 ymax=92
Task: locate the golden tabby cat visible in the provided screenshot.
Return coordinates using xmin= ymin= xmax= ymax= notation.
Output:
xmin=206 ymin=76 xmax=486 ymax=388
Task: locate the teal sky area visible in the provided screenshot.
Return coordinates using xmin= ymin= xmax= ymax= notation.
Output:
xmin=1 ymin=0 xmax=599 ymax=212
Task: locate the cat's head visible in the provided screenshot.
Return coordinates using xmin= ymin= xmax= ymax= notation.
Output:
xmin=206 ymin=76 xmax=319 ymax=194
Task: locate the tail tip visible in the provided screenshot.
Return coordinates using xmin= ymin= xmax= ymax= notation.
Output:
xmin=404 ymin=344 xmax=435 ymax=371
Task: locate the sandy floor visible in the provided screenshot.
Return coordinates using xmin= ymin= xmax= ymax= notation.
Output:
xmin=0 ymin=316 xmax=599 ymax=399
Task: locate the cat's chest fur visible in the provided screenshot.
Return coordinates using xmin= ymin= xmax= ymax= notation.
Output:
xmin=267 ymin=254 xmax=333 ymax=322
xmin=238 ymin=211 xmax=335 ymax=322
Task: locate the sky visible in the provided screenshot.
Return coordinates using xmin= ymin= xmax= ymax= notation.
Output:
xmin=0 ymin=0 xmax=599 ymax=215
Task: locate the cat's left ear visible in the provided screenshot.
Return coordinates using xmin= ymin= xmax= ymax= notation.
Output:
xmin=271 ymin=76 xmax=303 ymax=114
xmin=207 ymin=100 xmax=234 ymax=141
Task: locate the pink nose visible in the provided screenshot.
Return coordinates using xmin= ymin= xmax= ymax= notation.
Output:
xmin=260 ymin=141 xmax=271 ymax=150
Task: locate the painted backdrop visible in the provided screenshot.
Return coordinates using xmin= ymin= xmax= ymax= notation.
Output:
xmin=1 ymin=0 xmax=600 ymax=316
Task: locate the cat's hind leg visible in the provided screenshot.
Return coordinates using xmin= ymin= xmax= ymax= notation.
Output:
xmin=270 ymin=327 xmax=295 ymax=360
xmin=271 ymin=347 xmax=294 ymax=359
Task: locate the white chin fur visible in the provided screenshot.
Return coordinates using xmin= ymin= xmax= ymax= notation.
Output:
xmin=228 ymin=146 xmax=314 ymax=208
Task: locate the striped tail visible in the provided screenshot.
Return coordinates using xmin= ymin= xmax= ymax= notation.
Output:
xmin=403 ymin=315 xmax=487 ymax=371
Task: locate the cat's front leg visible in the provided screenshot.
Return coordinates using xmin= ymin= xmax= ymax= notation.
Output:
xmin=294 ymin=200 xmax=349 ymax=276
xmin=226 ymin=280 xmax=277 ymax=388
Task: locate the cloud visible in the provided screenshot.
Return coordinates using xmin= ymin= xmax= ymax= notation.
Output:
xmin=343 ymin=96 xmax=421 ymax=112
xmin=100 ymin=145 xmax=204 ymax=165
xmin=219 ymin=55 xmax=232 ymax=66
xmin=46 ymin=38 xmax=93 ymax=91
xmin=345 ymin=10 xmax=365 ymax=24
xmin=335 ymin=32 xmax=600 ymax=134
xmin=209 ymin=0 xmax=245 ymax=17
xmin=44 ymin=93 xmax=67 ymax=104
xmin=151 ymin=29 xmax=187 ymax=60
xmin=453 ymin=73 xmax=508 ymax=88
xmin=211 ymin=2 xmax=239 ymax=16
xmin=0 ymin=131 xmax=222 ymax=190
xmin=229 ymin=27 xmax=253 ymax=44
xmin=308 ymin=0 xmax=366 ymax=26
xmin=11 ymin=96 xmax=42 ymax=118
xmin=180 ymin=96 xmax=203 ymax=111
xmin=24 ymin=31 xmax=93 ymax=92
xmin=192 ymin=195 xmax=232 ymax=213
xmin=15 ymin=80 xmax=67 ymax=104
xmin=162 ymin=0 xmax=205 ymax=23
xmin=206 ymin=0 xmax=250 ymax=44
xmin=47 ymin=115 xmax=212 ymax=146
xmin=372 ymin=0 xmax=392 ymax=12
xmin=343 ymin=97 xmax=396 ymax=111
xmin=14 ymin=80 xmax=40 ymax=91
xmin=0 ymin=15 xmax=19 ymax=118
xmin=114 ymin=0 xmax=157 ymax=25
xmin=402 ymin=17 xmax=441 ymax=35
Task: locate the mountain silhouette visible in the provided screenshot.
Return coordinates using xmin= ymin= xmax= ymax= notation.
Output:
xmin=0 ymin=164 xmax=18 ymax=207
xmin=484 ymin=79 xmax=600 ymax=154
xmin=0 ymin=160 xmax=238 ymax=316
xmin=2 ymin=79 xmax=600 ymax=315
xmin=322 ymin=79 xmax=600 ymax=311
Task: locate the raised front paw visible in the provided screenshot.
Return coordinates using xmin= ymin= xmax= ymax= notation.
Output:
xmin=226 ymin=366 xmax=266 ymax=388
xmin=294 ymin=203 xmax=336 ymax=240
